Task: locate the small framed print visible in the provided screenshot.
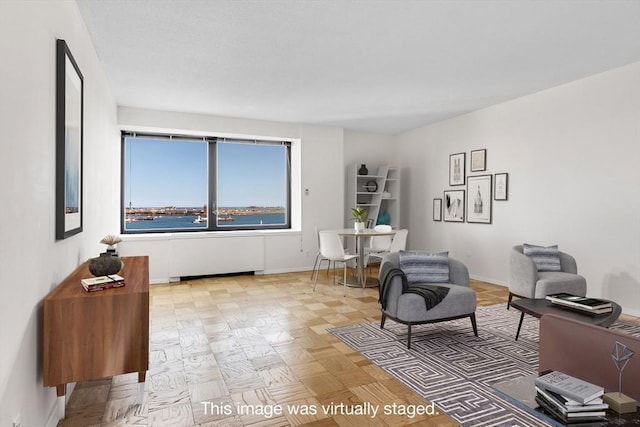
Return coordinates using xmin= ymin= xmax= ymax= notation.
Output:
xmin=443 ymin=190 xmax=465 ymax=222
xmin=449 ymin=152 xmax=465 ymax=186
xmin=433 ymin=198 xmax=442 ymax=221
xmin=470 ymin=149 xmax=486 ymax=172
xmin=467 ymin=175 xmax=492 ymax=224
xmin=494 ymin=173 xmax=508 ymax=201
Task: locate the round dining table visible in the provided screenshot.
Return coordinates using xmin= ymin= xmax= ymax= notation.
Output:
xmin=338 ymin=228 xmax=396 ymax=288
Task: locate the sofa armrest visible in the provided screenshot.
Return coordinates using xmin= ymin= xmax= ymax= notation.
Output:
xmin=540 ymin=314 xmax=640 ymax=402
xmin=558 ymin=251 xmax=578 ymax=274
xmin=448 ymin=258 xmax=470 ymax=287
xmin=509 ymin=247 xmax=539 ymax=298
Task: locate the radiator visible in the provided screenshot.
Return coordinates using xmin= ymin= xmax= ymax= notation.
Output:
xmin=168 ymin=235 xmax=265 ymax=278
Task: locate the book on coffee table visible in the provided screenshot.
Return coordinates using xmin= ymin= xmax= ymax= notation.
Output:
xmin=545 ymin=293 xmax=612 ymax=314
xmin=535 ymin=371 xmax=604 ymax=405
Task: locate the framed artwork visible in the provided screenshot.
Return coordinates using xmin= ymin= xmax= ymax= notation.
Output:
xmin=470 ymin=149 xmax=486 ymax=172
xmin=443 ymin=190 xmax=465 ymax=222
xmin=467 ymin=175 xmax=492 ymax=224
xmin=494 ymin=173 xmax=508 ymax=201
xmin=433 ymin=198 xmax=442 ymax=221
xmin=56 ymin=39 xmax=84 ymax=240
xmin=449 ymin=152 xmax=465 ymax=186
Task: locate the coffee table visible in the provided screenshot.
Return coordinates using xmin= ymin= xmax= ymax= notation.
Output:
xmin=510 ymin=298 xmax=622 ymax=341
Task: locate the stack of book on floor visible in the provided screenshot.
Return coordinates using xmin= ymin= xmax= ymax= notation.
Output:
xmin=545 ymin=293 xmax=613 ymax=315
xmin=81 ymin=274 xmax=125 ymax=292
xmin=534 ymin=371 xmax=608 ymax=424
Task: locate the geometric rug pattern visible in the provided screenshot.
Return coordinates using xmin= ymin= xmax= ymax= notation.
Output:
xmin=329 ymin=304 xmax=640 ymax=427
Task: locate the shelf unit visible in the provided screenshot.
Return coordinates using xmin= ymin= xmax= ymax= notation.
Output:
xmin=346 ymin=163 xmax=400 ymax=230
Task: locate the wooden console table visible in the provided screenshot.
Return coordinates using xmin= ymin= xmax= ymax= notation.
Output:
xmin=43 ymin=256 xmax=149 ymax=397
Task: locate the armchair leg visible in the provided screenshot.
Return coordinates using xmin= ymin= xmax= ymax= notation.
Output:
xmin=470 ymin=313 xmax=478 ymax=337
xmin=380 ymin=313 xmax=386 ymax=329
xmin=407 ymin=324 xmax=412 ymax=349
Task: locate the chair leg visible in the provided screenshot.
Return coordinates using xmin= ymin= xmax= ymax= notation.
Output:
xmin=380 ymin=313 xmax=386 ymax=329
xmin=507 ymin=292 xmax=513 ymax=309
xmin=342 ymin=262 xmax=347 ymax=297
xmin=407 ymin=324 xmax=412 ymax=349
xmin=470 ymin=313 xmax=478 ymax=337
xmin=312 ymin=262 xmax=321 ymax=292
xmin=310 ymin=253 xmax=321 ymax=280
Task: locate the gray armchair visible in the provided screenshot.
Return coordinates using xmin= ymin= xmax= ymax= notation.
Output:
xmin=379 ymin=252 xmax=477 ymax=349
xmin=508 ymin=245 xmax=587 ymax=309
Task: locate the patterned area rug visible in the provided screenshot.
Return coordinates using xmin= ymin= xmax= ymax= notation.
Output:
xmin=329 ymin=304 xmax=640 ymax=427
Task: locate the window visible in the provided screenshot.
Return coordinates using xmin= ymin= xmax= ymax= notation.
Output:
xmin=121 ymin=132 xmax=291 ymax=233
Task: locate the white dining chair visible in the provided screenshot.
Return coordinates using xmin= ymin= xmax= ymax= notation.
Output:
xmin=310 ymin=227 xmax=332 ymax=280
xmin=367 ymin=229 xmax=408 ymax=267
xmin=366 ymin=225 xmax=393 ymax=259
xmin=313 ymin=230 xmax=358 ymax=296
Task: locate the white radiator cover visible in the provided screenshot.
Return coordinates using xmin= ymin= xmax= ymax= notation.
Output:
xmin=168 ymin=234 xmax=265 ymax=278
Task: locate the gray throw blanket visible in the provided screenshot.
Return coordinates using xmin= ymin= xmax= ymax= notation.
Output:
xmin=379 ymin=267 xmax=450 ymax=311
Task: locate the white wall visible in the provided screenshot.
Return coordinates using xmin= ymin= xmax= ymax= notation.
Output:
xmin=0 ymin=1 xmax=119 ymax=426
xmin=397 ymin=61 xmax=640 ymax=316
xmin=117 ymin=107 xmax=345 ymax=280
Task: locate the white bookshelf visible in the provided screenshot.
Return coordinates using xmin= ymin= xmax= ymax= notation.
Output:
xmin=346 ymin=163 xmax=401 ymax=230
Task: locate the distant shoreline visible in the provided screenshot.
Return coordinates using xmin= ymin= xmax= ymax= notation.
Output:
xmin=125 ymin=206 xmax=285 ymax=217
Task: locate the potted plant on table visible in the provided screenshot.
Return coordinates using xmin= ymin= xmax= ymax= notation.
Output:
xmin=351 ymin=207 xmax=368 ymax=232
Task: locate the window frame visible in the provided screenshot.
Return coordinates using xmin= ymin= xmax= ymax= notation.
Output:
xmin=120 ymin=131 xmax=292 ymax=234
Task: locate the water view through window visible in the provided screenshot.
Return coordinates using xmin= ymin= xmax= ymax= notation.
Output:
xmin=122 ymin=134 xmax=289 ymax=232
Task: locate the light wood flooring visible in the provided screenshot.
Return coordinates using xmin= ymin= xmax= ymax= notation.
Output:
xmin=57 ymin=268 xmax=636 ymax=427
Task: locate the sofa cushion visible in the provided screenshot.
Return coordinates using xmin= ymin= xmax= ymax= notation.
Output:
xmin=399 ymin=250 xmax=449 ymax=284
xmin=523 ymin=243 xmax=561 ymax=272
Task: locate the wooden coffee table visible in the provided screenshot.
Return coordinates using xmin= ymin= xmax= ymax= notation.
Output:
xmin=510 ymin=297 xmax=622 ymax=340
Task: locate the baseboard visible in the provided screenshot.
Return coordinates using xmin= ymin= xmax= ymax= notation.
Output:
xmin=470 ymin=275 xmax=507 ymax=287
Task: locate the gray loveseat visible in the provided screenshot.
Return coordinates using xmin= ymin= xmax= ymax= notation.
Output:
xmin=379 ymin=252 xmax=478 ymax=349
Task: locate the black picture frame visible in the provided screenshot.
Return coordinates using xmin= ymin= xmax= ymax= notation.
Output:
xmin=56 ymin=39 xmax=84 ymax=240
xmin=470 ymin=149 xmax=486 ymax=172
xmin=449 ymin=152 xmax=465 ymax=186
xmin=433 ymin=198 xmax=442 ymax=221
xmin=494 ymin=173 xmax=509 ymax=201
xmin=467 ymin=174 xmax=492 ymax=224
xmin=443 ymin=190 xmax=465 ymax=222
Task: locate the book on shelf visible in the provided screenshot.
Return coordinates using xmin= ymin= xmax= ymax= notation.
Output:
xmin=81 ymin=274 xmax=125 ymax=292
xmin=534 ymin=371 xmax=604 ymax=405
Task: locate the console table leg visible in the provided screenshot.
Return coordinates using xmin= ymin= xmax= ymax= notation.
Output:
xmin=56 ymin=384 xmax=66 ymax=397
xmin=57 ymin=395 xmax=66 ymax=420
xmin=137 ymin=371 xmax=147 ymax=404
xmin=515 ymin=312 xmax=525 ymax=341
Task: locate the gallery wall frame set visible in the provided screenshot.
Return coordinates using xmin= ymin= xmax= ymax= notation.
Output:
xmin=433 ymin=198 xmax=442 ymax=221
xmin=467 ymin=175 xmax=492 ymax=224
xmin=443 ymin=190 xmax=465 ymax=222
xmin=470 ymin=149 xmax=486 ymax=172
xmin=494 ymin=173 xmax=508 ymax=201
xmin=56 ymin=39 xmax=84 ymax=240
xmin=449 ymin=152 xmax=465 ymax=186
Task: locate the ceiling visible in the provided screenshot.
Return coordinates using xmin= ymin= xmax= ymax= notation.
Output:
xmin=77 ymin=0 xmax=640 ymax=135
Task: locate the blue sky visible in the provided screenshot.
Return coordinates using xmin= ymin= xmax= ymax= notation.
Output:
xmin=124 ymin=137 xmax=287 ymax=208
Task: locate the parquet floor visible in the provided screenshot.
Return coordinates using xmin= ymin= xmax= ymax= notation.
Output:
xmin=57 ymin=268 xmax=637 ymax=427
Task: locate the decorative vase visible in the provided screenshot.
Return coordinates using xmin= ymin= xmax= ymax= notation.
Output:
xmin=354 ymin=222 xmax=365 ymax=232
xmin=89 ymin=252 xmax=124 ymax=276
xmin=358 ymin=164 xmax=368 ymax=175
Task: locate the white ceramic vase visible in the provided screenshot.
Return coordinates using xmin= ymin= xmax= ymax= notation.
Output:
xmin=354 ymin=222 xmax=365 ymax=232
